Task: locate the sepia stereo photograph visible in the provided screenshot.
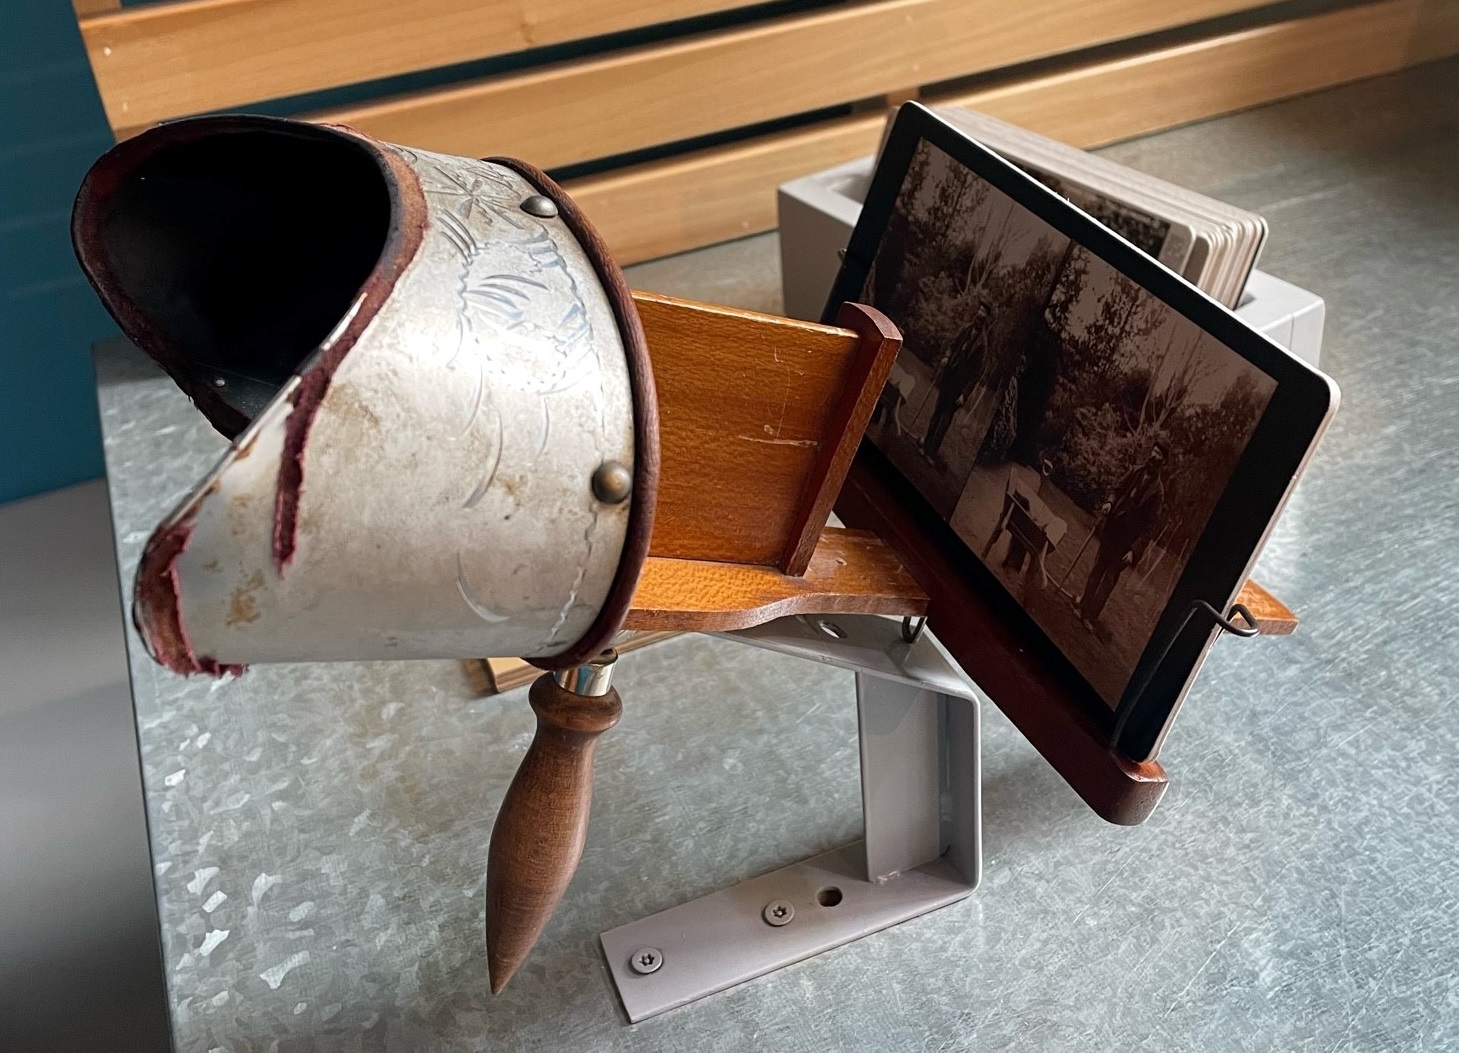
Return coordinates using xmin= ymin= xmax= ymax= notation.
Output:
xmin=862 ymin=140 xmax=1277 ymax=706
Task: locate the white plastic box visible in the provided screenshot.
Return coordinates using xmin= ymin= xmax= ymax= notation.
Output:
xmin=777 ymin=156 xmax=1325 ymax=368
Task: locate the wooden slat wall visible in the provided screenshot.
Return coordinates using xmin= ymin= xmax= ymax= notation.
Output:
xmin=82 ymin=0 xmax=755 ymax=131
xmin=567 ymin=0 xmax=1459 ymax=262
xmin=301 ymin=0 xmax=1272 ymax=169
xmin=959 ymin=0 xmax=1459 ymax=146
xmin=75 ymin=0 xmax=1459 ymax=265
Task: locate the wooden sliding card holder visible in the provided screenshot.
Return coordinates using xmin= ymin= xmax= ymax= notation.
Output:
xmin=484 ymin=292 xmax=1297 ymax=1018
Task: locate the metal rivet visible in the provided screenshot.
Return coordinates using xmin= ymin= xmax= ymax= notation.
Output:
xmin=629 ymin=947 xmax=662 ymax=975
xmin=521 ymin=194 xmax=559 ymax=218
xmin=213 ymin=377 xmax=227 ymax=387
xmin=592 ymin=461 xmax=633 ymax=504
xmin=762 ymin=900 xmax=794 ymax=926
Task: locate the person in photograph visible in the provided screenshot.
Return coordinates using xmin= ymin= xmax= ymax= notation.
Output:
xmin=922 ymin=300 xmax=991 ymax=463
xmin=978 ymin=349 xmax=1023 ymax=467
xmin=1078 ymin=437 xmax=1168 ymax=630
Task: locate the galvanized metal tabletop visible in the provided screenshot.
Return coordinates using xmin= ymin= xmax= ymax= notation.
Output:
xmin=98 ymin=60 xmax=1459 ymax=1052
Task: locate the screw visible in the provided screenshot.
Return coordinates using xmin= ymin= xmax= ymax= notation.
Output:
xmin=762 ymin=900 xmax=794 ymax=926
xmin=520 ymin=194 xmax=559 ymax=219
xmin=629 ymin=947 xmax=662 ymax=975
xmin=592 ymin=460 xmax=633 ymax=504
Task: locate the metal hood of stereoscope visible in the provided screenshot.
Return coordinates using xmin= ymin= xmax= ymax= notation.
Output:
xmin=73 ymin=115 xmax=660 ymax=675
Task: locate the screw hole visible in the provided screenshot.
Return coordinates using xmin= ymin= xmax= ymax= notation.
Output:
xmin=817 ymin=886 xmax=843 ymax=907
xmin=815 ymin=619 xmax=846 ymax=639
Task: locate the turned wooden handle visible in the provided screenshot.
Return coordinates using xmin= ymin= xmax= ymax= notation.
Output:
xmin=485 ymin=670 xmax=622 ymax=994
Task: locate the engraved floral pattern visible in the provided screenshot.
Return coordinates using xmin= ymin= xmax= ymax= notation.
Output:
xmin=398 ymin=148 xmax=626 ymax=649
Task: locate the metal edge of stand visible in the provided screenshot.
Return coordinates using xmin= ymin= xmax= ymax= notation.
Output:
xmin=601 ymin=615 xmax=981 ymax=1023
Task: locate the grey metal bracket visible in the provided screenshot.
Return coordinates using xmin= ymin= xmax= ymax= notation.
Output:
xmin=601 ymin=614 xmax=982 ymax=1022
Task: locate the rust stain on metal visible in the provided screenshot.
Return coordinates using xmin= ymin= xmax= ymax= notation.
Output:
xmin=326 ymin=380 xmax=381 ymax=429
xmin=228 ymin=490 xmax=254 ymax=537
xmin=498 ymin=473 xmax=528 ymax=504
xmin=226 ymin=570 xmax=266 ymax=627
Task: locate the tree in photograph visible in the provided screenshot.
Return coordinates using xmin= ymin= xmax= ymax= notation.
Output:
xmin=868 ymin=143 xmax=932 ymax=315
xmin=1132 ymin=327 xmax=1222 ymax=439
xmin=898 ymin=182 xmax=1000 ymax=367
xmin=1077 ymin=271 xmax=1164 ymax=390
xmin=952 ymin=192 xmax=1009 ymax=304
xmin=1043 ymin=240 xmax=1087 ymax=336
xmin=871 ymin=146 xmax=1000 ymax=365
xmin=1044 ymin=264 xmax=1165 ymax=509
xmin=1156 ymin=368 xmax=1269 ymax=553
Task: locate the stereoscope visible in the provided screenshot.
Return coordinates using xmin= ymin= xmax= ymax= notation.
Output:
xmin=73 ymin=115 xmax=1294 ymax=1019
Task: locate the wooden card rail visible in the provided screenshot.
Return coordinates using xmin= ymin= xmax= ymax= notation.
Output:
xmin=625 ymin=527 xmax=927 ymax=633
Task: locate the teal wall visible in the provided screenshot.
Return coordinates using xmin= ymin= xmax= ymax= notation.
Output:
xmin=0 ymin=1 xmax=118 ymax=503
xmin=0 ymin=0 xmax=837 ymax=505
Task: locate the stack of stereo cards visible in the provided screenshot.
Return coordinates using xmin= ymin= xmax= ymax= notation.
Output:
xmin=930 ymin=106 xmax=1267 ymax=309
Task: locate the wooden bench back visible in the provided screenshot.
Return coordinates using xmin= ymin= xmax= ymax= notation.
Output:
xmin=73 ymin=0 xmax=1459 ymax=265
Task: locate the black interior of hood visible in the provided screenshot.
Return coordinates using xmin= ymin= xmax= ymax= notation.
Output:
xmin=97 ymin=128 xmax=391 ymax=431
